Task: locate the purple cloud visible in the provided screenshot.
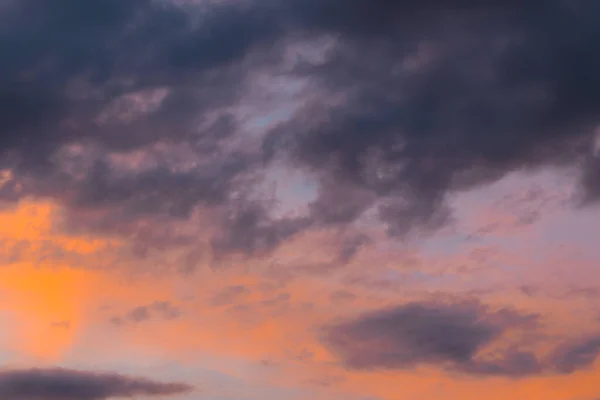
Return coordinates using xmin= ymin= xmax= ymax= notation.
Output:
xmin=0 ymin=368 xmax=193 ymax=400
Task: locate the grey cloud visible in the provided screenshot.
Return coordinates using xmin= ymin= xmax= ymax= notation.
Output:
xmin=580 ymin=154 xmax=600 ymax=204
xmin=549 ymin=335 xmax=600 ymax=374
xmin=66 ymin=153 xmax=251 ymax=218
xmin=267 ymin=0 xmax=600 ymax=236
xmin=111 ymin=301 xmax=181 ymax=325
xmin=324 ymin=301 xmax=535 ymax=370
xmin=460 ymin=348 xmax=543 ymax=377
xmin=4 ymin=0 xmax=600 ymax=261
xmin=152 ymin=301 xmax=182 ymax=319
xmin=211 ymin=199 xmax=311 ymax=259
xmin=0 ymin=0 xmax=285 ymax=256
xmin=0 ymin=0 xmax=300 ymax=262
xmin=323 ymin=300 xmax=543 ymax=377
xmin=324 ymin=300 xmax=600 ymax=377
xmin=1 ymin=0 xmax=281 ymax=153
xmin=0 ymin=368 xmax=192 ymax=400
xmin=337 ymin=233 xmax=372 ymax=264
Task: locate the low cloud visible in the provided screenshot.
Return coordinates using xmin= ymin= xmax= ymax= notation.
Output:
xmin=324 ymin=300 xmax=600 ymax=377
xmin=549 ymin=335 xmax=600 ymax=374
xmin=0 ymin=367 xmax=193 ymax=400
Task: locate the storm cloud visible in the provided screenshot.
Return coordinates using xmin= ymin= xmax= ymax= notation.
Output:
xmin=0 ymin=0 xmax=288 ymax=258
xmin=2 ymin=0 xmax=600 ymax=258
xmin=270 ymin=0 xmax=600 ymax=236
xmin=0 ymin=368 xmax=193 ymax=400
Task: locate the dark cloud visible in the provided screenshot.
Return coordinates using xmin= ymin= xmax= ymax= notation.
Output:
xmin=1 ymin=0 xmax=345 ymax=265
xmin=267 ymin=0 xmax=600 ymax=236
xmin=0 ymin=367 xmax=192 ymax=400
xmin=549 ymin=335 xmax=600 ymax=374
xmin=324 ymin=300 xmax=600 ymax=377
xmin=3 ymin=0 xmax=600 ymax=260
xmin=0 ymin=0 xmax=286 ymax=257
xmin=460 ymin=348 xmax=543 ymax=378
xmin=0 ymin=0 xmax=281 ymax=157
xmin=211 ymin=199 xmax=311 ymax=259
xmin=323 ymin=300 xmax=540 ymax=377
xmin=111 ymin=301 xmax=181 ymax=325
xmin=580 ymin=154 xmax=600 ymax=204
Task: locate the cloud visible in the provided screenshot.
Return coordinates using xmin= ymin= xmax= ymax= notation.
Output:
xmin=324 ymin=298 xmax=600 ymax=377
xmin=324 ymin=300 xmax=538 ymax=374
xmin=1 ymin=0 xmax=281 ymax=158
xmin=210 ymin=199 xmax=311 ymax=259
xmin=549 ymin=335 xmax=600 ymax=374
xmin=580 ymin=154 xmax=600 ymax=204
xmin=337 ymin=233 xmax=372 ymax=264
xmin=322 ymin=299 xmax=600 ymax=378
xmin=266 ymin=0 xmax=600 ymax=236
xmin=111 ymin=301 xmax=181 ymax=325
xmin=3 ymin=0 xmax=600 ymax=261
xmin=0 ymin=367 xmax=193 ymax=400
xmin=0 ymin=0 xmax=286 ymax=258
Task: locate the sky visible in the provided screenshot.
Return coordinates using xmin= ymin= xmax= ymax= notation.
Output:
xmin=1 ymin=1 xmax=600 ymax=399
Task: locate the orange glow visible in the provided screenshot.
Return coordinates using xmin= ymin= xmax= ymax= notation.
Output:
xmin=0 ymin=200 xmax=599 ymax=400
xmin=0 ymin=200 xmax=55 ymax=239
xmin=0 ymin=200 xmax=118 ymax=361
xmin=0 ymin=264 xmax=94 ymax=361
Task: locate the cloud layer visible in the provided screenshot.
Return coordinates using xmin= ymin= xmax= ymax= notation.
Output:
xmin=2 ymin=0 xmax=600 ymax=261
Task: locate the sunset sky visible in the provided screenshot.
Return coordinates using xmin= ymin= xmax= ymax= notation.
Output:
xmin=1 ymin=1 xmax=600 ymax=400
